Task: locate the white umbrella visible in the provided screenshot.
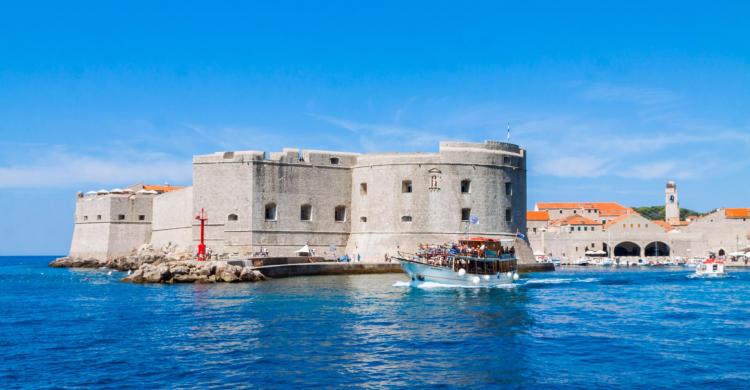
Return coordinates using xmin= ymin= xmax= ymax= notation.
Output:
xmin=295 ymin=244 xmax=311 ymax=256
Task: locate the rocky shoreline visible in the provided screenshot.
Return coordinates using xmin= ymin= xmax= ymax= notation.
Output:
xmin=122 ymin=260 xmax=265 ymax=284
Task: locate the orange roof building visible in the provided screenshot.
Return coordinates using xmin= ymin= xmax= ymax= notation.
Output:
xmin=550 ymin=215 xmax=601 ymax=227
xmin=725 ymin=208 xmax=750 ymax=219
xmin=527 ymin=211 xmax=549 ymax=222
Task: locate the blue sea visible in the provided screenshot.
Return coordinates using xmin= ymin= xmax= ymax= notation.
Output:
xmin=2 ymin=256 xmax=750 ymax=389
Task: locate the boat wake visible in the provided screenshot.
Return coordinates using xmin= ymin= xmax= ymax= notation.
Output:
xmin=523 ymin=277 xmax=600 ymax=285
xmin=392 ymin=281 xmax=516 ymax=289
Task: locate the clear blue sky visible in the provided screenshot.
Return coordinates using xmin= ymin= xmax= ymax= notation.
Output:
xmin=1 ymin=1 xmax=749 ymax=255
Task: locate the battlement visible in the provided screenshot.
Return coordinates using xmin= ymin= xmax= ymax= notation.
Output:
xmin=440 ymin=140 xmax=523 ymax=155
xmin=193 ymin=148 xmax=360 ymax=167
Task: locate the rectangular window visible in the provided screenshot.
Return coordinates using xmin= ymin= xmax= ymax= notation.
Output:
xmin=334 ymin=206 xmax=347 ymax=222
xmin=118 ymin=214 xmax=125 ymax=220
xmin=265 ymin=204 xmax=277 ymax=221
xmin=360 ymin=183 xmax=367 ymax=195
xmin=503 ymin=156 xmax=511 ymax=165
xmin=505 ymin=208 xmax=512 ymax=223
xmin=300 ymin=205 xmax=312 ymax=221
xmin=591 ymin=227 xmax=595 ymax=231
xmin=505 ymin=182 xmax=512 ymax=196
xmin=532 ymin=227 xmax=537 ymax=233
xmin=460 ymin=180 xmax=471 ymax=193
xmin=461 ymin=208 xmax=471 ymax=222
xmin=360 ymin=216 xmax=367 ymax=223
xmin=83 ymin=216 xmax=88 ymax=221
xmin=138 ymin=215 xmax=145 ymax=221
xmin=402 ymin=180 xmax=412 ymax=193
xmin=401 ymin=216 xmax=412 ymax=222
xmin=97 ymin=215 xmax=102 ymax=220
xmin=330 ymin=157 xmax=339 ymax=165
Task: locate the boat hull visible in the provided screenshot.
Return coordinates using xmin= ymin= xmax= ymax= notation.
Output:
xmin=398 ymin=258 xmax=516 ymax=287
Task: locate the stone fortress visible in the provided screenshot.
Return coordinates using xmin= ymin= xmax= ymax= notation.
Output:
xmin=68 ymin=141 xmax=528 ymax=262
xmin=527 ymin=181 xmax=750 ymax=262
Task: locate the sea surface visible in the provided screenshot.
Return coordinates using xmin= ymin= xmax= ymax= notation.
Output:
xmin=2 ymin=256 xmax=750 ymax=389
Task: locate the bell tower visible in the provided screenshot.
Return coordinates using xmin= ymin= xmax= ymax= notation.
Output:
xmin=665 ymin=181 xmax=680 ymax=225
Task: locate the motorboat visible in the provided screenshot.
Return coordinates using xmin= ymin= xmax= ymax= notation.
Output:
xmin=574 ymin=258 xmax=589 ymax=266
xmin=692 ymin=257 xmax=728 ymax=278
xmin=395 ymin=237 xmax=519 ymax=287
xmin=598 ymin=257 xmax=614 ymax=267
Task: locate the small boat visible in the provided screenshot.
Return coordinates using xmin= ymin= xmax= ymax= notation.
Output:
xmin=693 ymin=257 xmax=728 ymax=278
xmin=395 ymin=237 xmax=519 ymax=287
xmin=599 ymin=257 xmax=614 ymax=267
xmin=574 ymin=258 xmax=589 ymax=266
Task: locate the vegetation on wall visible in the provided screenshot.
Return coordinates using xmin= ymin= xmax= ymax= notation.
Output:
xmin=632 ymin=206 xmax=707 ymax=221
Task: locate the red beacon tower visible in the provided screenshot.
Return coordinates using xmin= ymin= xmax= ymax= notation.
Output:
xmin=195 ymin=208 xmax=208 ymax=261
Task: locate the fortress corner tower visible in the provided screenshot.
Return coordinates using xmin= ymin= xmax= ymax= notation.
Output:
xmin=665 ymin=181 xmax=680 ymax=225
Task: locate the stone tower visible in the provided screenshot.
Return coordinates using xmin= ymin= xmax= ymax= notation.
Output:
xmin=665 ymin=181 xmax=680 ymax=225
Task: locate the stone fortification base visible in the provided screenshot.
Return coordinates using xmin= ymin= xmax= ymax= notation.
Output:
xmin=122 ymin=260 xmax=265 ymax=284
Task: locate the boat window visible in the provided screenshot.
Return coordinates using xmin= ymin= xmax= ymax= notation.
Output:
xmin=461 ymin=208 xmax=471 ymax=222
xmin=402 ymin=180 xmax=412 ymax=193
xmin=460 ymin=179 xmax=471 ymax=193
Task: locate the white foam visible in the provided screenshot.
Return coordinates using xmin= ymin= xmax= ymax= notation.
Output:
xmin=392 ymin=280 xmax=517 ymax=289
xmin=524 ymin=277 xmax=600 ymax=285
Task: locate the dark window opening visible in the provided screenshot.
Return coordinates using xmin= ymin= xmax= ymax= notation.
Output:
xmin=461 ymin=208 xmax=471 ymax=222
xmin=505 ymin=182 xmax=512 ymax=196
xmin=402 ymin=180 xmax=412 ymax=193
xmin=300 ymin=204 xmax=312 ymax=221
xmin=265 ymin=203 xmax=277 ymax=221
xmin=330 ymin=157 xmax=339 ymax=165
xmin=360 ymin=183 xmax=367 ymax=195
xmin=505 ymin=208 xmax=512 ymax=223
xmin=138 ymin=215 xmax=146 ymax=221
xmin=228 ymin=214 xmax=238 ymax=221
xmin=360 ymin=216 xmax=367 ymax=222
xmin=401 ymin=216 xmax=412 ymax=222
xmin=460 ymin=179 xmax=471 ymax=193
xmin=118 ymin=214 xmax=125 ymax=220
xmin=335 ymin=206 xmax=347 ymax=222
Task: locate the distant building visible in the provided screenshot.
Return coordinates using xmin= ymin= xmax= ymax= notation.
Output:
xmin=527 ymin=182 xmax=750 ymax=262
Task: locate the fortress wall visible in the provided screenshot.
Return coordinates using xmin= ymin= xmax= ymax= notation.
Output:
xmin=251 ymin=159 xmax=352 ymax=257
xmin=69 ymin=196 xmax=113 ymax=259
xmin=192 ymin=152 xmax=257 ymax=254
xmin=348 ymin=141 xmax=526 ymax=262
xmin=69 ymin=194 xmax=153 ymax=259
xmin=151 ymin=187 xmax=194 ymax=252
xmin=681 ymin=210 xmax=750 ymax=255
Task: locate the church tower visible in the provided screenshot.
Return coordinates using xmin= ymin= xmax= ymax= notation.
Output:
xmin=665 ymin=181 xmax=680 ymax=225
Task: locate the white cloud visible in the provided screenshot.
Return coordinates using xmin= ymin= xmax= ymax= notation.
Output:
xmin=0 ymin=150 xmax=191 ymax=189
xmin=533 ymin=157 xmax=613 ymax=178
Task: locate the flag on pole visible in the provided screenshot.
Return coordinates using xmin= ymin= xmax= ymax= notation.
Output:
xmin=507 ymin=122 xmax=511 ymax=141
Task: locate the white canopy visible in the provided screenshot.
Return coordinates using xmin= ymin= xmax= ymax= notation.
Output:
xmin=585 ymin=250 xmax=607 ymax=256
xmin=295 ymin=244 xmax=311 ymax=256
xmin=110 ymin=188 xmax=124 ymax=194
xmin=85 ymin=191 xmax=97 ymax=195
xmin=96 ymin=189 xmax=109 ymax=195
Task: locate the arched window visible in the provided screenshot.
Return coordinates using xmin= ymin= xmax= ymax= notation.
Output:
xmin=265 ymin=203 xmax=277 ymax=221
xmin=228 ymin=213 xmax=238 ymax=221
xmin=460 ymin=179 xmax=471 ymax=193
xmin=300 ymin=204 xmax=312 ymax=221
xmin=334 ymin=206 xmax=347 ymax=222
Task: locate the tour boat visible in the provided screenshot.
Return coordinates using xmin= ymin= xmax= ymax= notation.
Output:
xmin=692 ymin=257 xmax=728 ymax=278
xmin=395 ymin=237 xmax=519 ymax=287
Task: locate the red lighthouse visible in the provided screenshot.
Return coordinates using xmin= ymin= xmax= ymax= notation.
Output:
xmin=195 ymin=208 xmax=208 ymax=261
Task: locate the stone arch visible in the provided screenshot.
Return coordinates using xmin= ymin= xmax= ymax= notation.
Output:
xmin=718 ymin=248 xmax=726 ymax=257
xmin=227 ymin=213 xmax=238 ymax=221
xmin=644 ymin=241 xmax=670 ymax=257
xmin=614 ymin=241 xmax=641 ymax=257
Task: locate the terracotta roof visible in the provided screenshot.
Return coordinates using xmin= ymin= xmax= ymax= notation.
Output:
xmin=143 ymin=185 xmax=184 ymax=193
xmin=652 ymin=220 xmax=674 ymax=231
xmin=604 ymin=213 xmax=639 ymax=229
xmin=527 ymin=211 xmax=549 ymax=221
xmin=725 ymin=208 xmax=750 ymax=219
xmin=536 ymin=202 xmax=632 ymax=217
xmin=550 ymin=215 xmax=601 ymax=226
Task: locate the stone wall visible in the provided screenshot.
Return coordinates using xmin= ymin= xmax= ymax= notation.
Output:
xmin=151 ymin=186 xmax=194 ymax=252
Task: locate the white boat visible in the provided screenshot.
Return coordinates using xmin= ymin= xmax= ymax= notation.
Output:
xmin=692 ymin=258 xmax=728 ymax=278
xmin=599 ymin=257 xmax=614 ymax=266
xmin=395 ymin=237 xmax=519 ymax=287
xmin=574 ymin=258 xmax=590 ymax=266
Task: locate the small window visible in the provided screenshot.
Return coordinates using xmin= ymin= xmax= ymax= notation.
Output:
xmin=330 ymin=157 xmax=339 ymax=165
xmin=630 ymin=224 xmax=634 ymax=228
xmin=228 ymin=213 xmax=238 ymax=221
xmin=118 ymin=214 xmax=125 ymax=220
xmin=584 ymin=227 xmax=588 ymax=231
xmin=402 ymin=180 xmax=412 ymax=193
xmin=265 ymin=203 xmax=277 ymax=221
xmin=591 ymin=227 xmax=595 ymax=231
xmin=138 ymin=215 xmax=146 ymax=221
xmin=461 ymin=208 xmax=471 ymax=222
xmin=360 ymin=216 xmax=367 ymax=222
xmin=334 ymin=206 xmax=347 ymax=222
xmin=532 ymin=227 xmax=537 ymax=233
xmin=97 ymin=215 xmax=102 ymax=221
xmin=83 ymin=216 xmax=88 ymax=221
xmin=570 ymin=227 xmax=575 ymax=232
xmin=503 ymin=156 xmax=511 ymax=165
xmin=460 ymin=179 xmax=471 ymax=193
xmin=505 ymin=208 xmax=512 ymax=223
xmin=401 ymin=216 xmax=412 ymax=222
xmin=360 ymin=183 xmax=367 ymax=195
xmin=573 ymin=210 xmax=577 ymax=214
xmin=560 ymin=210 xmax=563 ymax=214
xmin=577 ymin=226 xmax=581 ymax=231
xmin=300 ymin=204 xmax=312 ymax=221
xmin=505 ymin=182 xmax=512 ymax=196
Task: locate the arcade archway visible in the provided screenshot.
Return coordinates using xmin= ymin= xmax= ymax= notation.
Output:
xmin=644 ymin=241 xmax=670 ymax=257
xmin=614 ymin=242 xmax=641 ymax=257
